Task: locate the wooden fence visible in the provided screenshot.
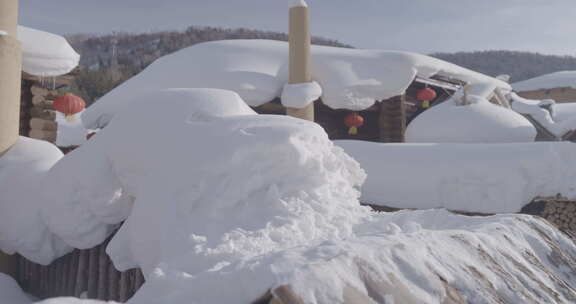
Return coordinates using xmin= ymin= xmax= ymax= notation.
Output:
xmin=17 ymin=237 xmax=144 ymax=302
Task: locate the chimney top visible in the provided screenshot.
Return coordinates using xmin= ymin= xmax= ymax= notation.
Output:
xmin=291 ymin=0 xmax=308 ymax=8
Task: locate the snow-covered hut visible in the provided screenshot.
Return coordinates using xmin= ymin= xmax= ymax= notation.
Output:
xmin=81 ymin=39 xmax=510 ymax=143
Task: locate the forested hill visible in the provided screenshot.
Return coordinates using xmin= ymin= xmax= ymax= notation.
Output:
xmin=66 ymin=26 xmax=351 ymax=105
xmin=431 ymin=50 xmax=576 ymax=83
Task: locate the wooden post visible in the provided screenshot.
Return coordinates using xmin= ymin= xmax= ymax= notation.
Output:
xmin=0 ymin=0 xmax=21 ymax=154
xmin=286 ymin=0 xmax=314 ymax=121
xmin=379 ymin=95 xmax=407 ymax=143
xmin=0 ymin=0 xmax=21 ymax=279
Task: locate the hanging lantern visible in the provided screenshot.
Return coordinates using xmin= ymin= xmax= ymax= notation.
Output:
xmin=416 ymin=88 xmax=437 ymax=109
xmin=53 ymin=93 xmax=86 ymax=123
xmin=344 ymin=113 xmax=364 ymax=135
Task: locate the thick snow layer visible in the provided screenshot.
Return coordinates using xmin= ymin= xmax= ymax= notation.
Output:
xmin=17 ymin=26 xmax=80 ymax=77
xmin=511 ymin=93 xmax=576 ymax=137
xmin=55 ymin=112 xmax=87 ymax=147
xmin=0 ymin=137 xmax=71 ymax=264
xmin=336 ymin=140 xmax=576 ymax=213
xmin=512 ymin=71 xmax=576 ymax=92
xmin=406 ymin=93 xmax=536 ymax=143
xmin=82 ymin=39 xmax=510 ymax=129
xmin=281 ymin=81 xmax=322 ymax=108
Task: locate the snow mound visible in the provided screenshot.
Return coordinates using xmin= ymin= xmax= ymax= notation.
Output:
xmin=0 ymin=137 xmax=71 ymax=264
xmin=336 ymin=140 xmax=576 ymax=213
xmin=82 ymin=39 xmax=509 ymax=129
xmin=40 ymin=89 xmax=258 ymax=254
xmin=17 ymin=26 xmax=80 ymax=77
xmin=0 ymin=274 xmax=31 ymax=304
xmin=406 ymin=93 xmax=536 ymax=143
xmin=512 ymin=71 xmax=576 ymax=92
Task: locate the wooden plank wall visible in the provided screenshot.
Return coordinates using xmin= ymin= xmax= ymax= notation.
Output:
xmin=17 ymin=237 xmax=144 ymax=302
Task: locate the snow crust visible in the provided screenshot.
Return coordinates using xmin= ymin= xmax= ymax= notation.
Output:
xmin=82 ymin=39 xmax=510 ymax=129
xmin=0 ymin=137 xmax=71 ymax=264
xmin=336 ymin=140 xmax=576 ymax=213
xmin=512 ymin=71 xmax=576 ymax=92
xmin=281 ymin=81 xmax=322 ymax=108
xmin=17 ymin=26 xmax=80 ymax=77
xmin=406 ymin=92 xmax=536 ymax=143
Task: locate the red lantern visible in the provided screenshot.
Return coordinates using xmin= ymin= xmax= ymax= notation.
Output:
xmin=344 ymin=113 xmax=364 ymax=135
xmin=416 ymin=88 xmax=437 ymax=109
xmin=53 ymin=93 xmax=86 ymax=123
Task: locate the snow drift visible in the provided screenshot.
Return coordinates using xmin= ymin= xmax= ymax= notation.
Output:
xmin=82 ymin=39 xmax=509 ymax=130
xmin=17 ymin=26 xmax=80 ymax=77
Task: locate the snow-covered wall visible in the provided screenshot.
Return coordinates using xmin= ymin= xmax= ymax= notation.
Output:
xmin=336 ymin=140 xmax=576 ymax=214
xmin=82 ymin=39 xmax=510 ymax=130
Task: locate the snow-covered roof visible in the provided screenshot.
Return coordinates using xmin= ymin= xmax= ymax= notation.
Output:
xmin=405 ymin=92 xmax=536 ymax=144
xmin=17 ymin=26 xmax=80 ymax=77
xmin=82 ymin=39 xmax=510 ymax=130
xmin=512 ymin=71 xmax=576 ymax=92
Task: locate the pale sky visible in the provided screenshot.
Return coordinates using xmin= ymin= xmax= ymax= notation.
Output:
xmin=19 ymin=0 xmax=576 ymax=55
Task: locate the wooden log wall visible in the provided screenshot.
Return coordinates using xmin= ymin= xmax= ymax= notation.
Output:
xmin=379 ymin=95 xmax=406 ymax=143
xmin=26 ymin=83 xmax=58 ymax=143
xmin=17 ymin=237 xmax=144 ymax=302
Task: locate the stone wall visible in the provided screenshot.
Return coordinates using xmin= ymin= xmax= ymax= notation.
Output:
xmin=521 ymin=199 xmax=576 ymax=235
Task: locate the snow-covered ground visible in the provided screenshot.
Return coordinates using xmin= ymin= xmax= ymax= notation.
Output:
xmin=3 ymin=89 xmax=576 ymax=303
xmin=82 ymin=39 xmax=509 ymax=130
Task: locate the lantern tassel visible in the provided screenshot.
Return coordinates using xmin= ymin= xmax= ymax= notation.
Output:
xmin=348 ymin=126 xmax=358 ymax=135
xmin=65 ymin=115 xmax=76 ymax=123
xmin=422 ymin=100 xmax=430 ymax=108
